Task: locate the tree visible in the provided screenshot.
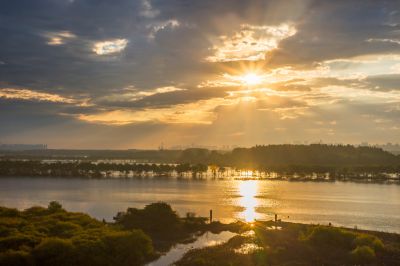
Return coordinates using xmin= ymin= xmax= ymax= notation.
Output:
xmin=114 ymin=202 xmax=182 ymax=239
xmin=48 ymin=201 xmax=63 ymax=213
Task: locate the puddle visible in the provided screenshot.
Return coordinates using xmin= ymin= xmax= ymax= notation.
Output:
xmin=266 ymin=226 xmax=282 ymax=230
xmin=147 ymin=231 xmax=237 ymax=266
xmin=241 ymin=230 xmax=256 ymax=237
xmin=234 ymin=243 xmax=263 ymax=254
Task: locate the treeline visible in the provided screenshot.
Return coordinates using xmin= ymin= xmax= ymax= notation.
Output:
xmin=2 ymin=144 xmax=400 ymax=168
xmin=178 ymin=144 xmax=400 ymax=166
xmin=0 ymin=160 xmax=208 ymax=178
xmin=1 ymin=144 xmax=399 ymax=180
xmin=0 ymin=159 xmax=399 ymax=181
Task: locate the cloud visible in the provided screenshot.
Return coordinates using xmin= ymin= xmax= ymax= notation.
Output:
xmin=92 ymin=39 xmax=129 ymax=55
xmin=367 ymin=38 xmax=400 ymax=45
xmin=147 ymin=19 xmax=180 ymax=39
xmin=95 ymin=86 xmax=185 ymax=105
xmin=77 ymin=98 xmax=230 ymax=125
xmin=140 ymin=0 xmax=160 ymax=18
xmin=0 ymin=88 xmax=78 ymax=103
xmin=1 ymin=0 xmax=400 ymax=147
xmin=44 ymin=31 xmax=76 ymax=45
xmin=206 ymin=23 xmax=296 ymax=62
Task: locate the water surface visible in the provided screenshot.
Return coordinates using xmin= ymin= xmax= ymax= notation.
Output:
xmin=0 ymin=177 xmax=399 ymax=233
xmin=147 ymin=231 xmax=236 ymax=266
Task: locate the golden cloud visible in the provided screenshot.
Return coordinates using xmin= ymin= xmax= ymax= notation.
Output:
xmin=77 ymin=98 xmax=231 ymax=125
xmin=0 ymin=88 xmax=77 ymax=103
xmin=96 ymin=86 xmax=184 ymax=103
xmin=206 ymin=23 xmax=296 ymax=62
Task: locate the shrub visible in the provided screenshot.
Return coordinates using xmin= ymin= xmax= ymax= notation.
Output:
xmin=353 ymin=234 xmax=384 ymax=251
xmin=0 ymin=207 xmax=19 ymax=218
xmin=47 ymin=221 xmax=81 ymax=238
xmin=114 ymin=202 xmax=182 ymax=236
xmin=0 ymin=204 xmax=156 ymax=266
xmin=0 ymin=235 xmax=37 ymax=251
xmin=303 ymin=226 xmax=356 ymax=250
xmin=0 ymin=250 xmax=32 ymax=266
xmin=47 ymin=201 xmax=63 ymax=213
xmin=350 ymin=245 xmax=376 ymax=264
xmin=32 ymin=238 xmax=75 ymax=266
xmin=101 ymin=230 xmax=154 ymax=266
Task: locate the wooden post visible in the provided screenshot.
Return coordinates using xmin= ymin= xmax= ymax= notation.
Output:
xmin=209 ymin=209 xmax=213 ymax=223
xmin=274 ymin=214 xmax=277 ymax=223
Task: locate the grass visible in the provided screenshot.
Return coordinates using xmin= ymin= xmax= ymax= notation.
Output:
xmin=176 ymin=221 xmax=400 ymax=266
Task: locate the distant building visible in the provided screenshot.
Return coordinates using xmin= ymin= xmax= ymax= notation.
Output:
xmin=0 ymin=144 xmax=48 ymax=151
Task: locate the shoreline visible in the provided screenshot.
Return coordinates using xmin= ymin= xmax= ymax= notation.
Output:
xmin=1 ymin=174 xmax=399 ymax=185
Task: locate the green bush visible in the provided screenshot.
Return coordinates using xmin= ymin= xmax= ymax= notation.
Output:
xmin=47 ymin=201 xmax=63 ymax=213
xmin=101 ymin=230 xmax=153 ymax=265
xmin=32 ymin=238 xmax=75 ymax=266
xmin=114 ymin=202 xmax=182 ymax=236
xmin=0 ymin=207 xmax=19 ymax=218
xmin=47 ymin=221 xmax=81 ymax=238
xmin=0 ymin=250 xmax=32 ymax=266
xmin=303 ymin=226 xmax=356 ymax=250
xmin=0 ymin=235 xmax=37 ymax=251
xmin=353 ymin=234 xmax=384 ymax=251
xmin=350 ymin=245 xmax=376 ymax=264
xmin=0 ymin=204 xmax=155 ymax=266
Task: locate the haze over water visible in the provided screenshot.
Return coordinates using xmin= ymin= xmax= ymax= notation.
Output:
xmin=1 ymin=177 xmax=399 ymax=233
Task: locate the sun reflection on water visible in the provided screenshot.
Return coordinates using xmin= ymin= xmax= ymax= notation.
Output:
xmin=238 ymin=180 xmax=259 ymax=222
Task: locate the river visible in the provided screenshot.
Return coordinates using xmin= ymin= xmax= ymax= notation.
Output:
xmin=0 ymin=177 xmax=399 ymax=233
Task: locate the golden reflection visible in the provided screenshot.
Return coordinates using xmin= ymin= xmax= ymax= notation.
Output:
xmin=240 ymin=170 xmax=254 ymax=177
xmin=238 ymin=180 xmax=259 ymax=222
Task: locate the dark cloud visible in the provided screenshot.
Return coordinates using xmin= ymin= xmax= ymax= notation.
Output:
xmin=268 ymin=0 xmax=400 ymax=67
xmin=365 ymin=74 xmax=400 ymax=91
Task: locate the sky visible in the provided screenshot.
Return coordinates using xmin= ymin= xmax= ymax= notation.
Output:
xmin=1 ymin=0 xmax=400 ymax=149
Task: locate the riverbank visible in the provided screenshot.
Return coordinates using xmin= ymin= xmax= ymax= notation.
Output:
xmin=176 ymin=220 xmax=400 ymax=266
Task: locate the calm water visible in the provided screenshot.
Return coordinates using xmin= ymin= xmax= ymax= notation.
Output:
xmin=147 ymin=231 xmax=236 ymax=266
xmin=0 ymin=177 xmax=399 ymax=233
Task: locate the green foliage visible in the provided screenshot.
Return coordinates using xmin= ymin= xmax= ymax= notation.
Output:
xmin=303 ymin=226 xmax=385 ymax=258
xmin=47 ymin=201 xmax=62 ymax=213
xmin=0 ymin=250 xmax=32 ymax=266
xmin=100 ymin=231 xmax=153 ymax=265
xmin=33 ymin=238 xmax=75 ymax=266
xmin=177 ymin=222 xmax=397 ymax=266
xmin=302 ymin=226 xmax=357 ymax=250
xmin=114 ymin=202 xmax=182 ymax=237
xmin=0 ymin=204 xmax=154 ymax=266
xmin=353 ymin=233 xmax=384 ymax=251
xmin=350 ymin=245 xmax=376 ymax=264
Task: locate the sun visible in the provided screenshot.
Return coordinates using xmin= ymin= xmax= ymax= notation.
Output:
xmin=240 ymin=73 xmax=263 ymax=86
